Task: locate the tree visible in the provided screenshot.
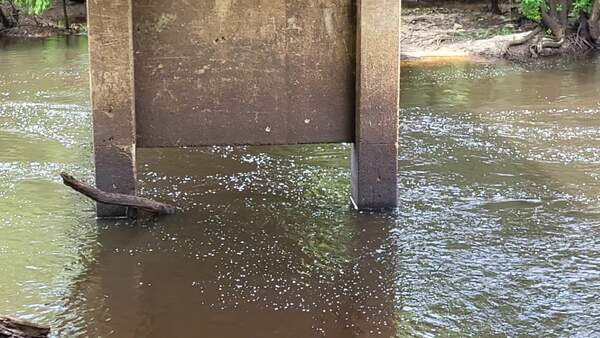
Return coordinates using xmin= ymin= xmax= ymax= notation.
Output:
xmin=491 ymin=0 xmax=503 ymax=14
xmin=12 ymin=0 xmax=51 ymax=15
xmin=60 ymin=0 xmax=68 ymax=29
xmin=0 ymin=0 xmax=19 ymax=28
xmin=1 ymin=0 xmax=71 ymax=31
xmin=511 ymin=0 xmax=600 ymax=53
xmin=0 ymin=6 xmax=11 ymax=28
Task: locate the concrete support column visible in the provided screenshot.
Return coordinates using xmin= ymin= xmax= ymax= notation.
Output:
xmin=351 ymin=0 xmax=400 ymax=209
xmin=88 ymin=0 xmax=136 ymax=217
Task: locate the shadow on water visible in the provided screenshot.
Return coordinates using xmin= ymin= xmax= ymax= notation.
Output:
xmin=1 ymin=37 xmax=599 ymax=337
xmin=49 ymin=146 xmax=398 ymax=337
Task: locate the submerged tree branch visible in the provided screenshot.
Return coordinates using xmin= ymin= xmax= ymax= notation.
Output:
xmin=0 ymin=314 xmax=50 ymax=338
xmin=61 ymin=173 xmax=177 ymax=216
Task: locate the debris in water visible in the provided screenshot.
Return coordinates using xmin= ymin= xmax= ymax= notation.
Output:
xmin=60 ymin=172 xmax=177 ymax=216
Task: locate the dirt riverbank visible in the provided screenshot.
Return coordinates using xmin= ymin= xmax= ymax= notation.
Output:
xmin=0 ymin=0 xmax=86 ymax=38
xmin=401 ymin=2 xmax=539 ymax=61
xmin=0 ymin=1 xmax=571 ymax=61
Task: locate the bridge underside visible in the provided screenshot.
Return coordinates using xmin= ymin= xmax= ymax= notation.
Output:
xmin=87 ymin=0 xmax=400 ymax=217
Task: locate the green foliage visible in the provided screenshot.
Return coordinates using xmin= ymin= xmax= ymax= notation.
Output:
xmin=521 ymin=0 xmax=541 ymax=22
xmin=574 ymin=0 xmax=594 ymax=14
xmin=11 ymin=0 xmax=51 ymax=15
xmin=520 ymin=0 xmax=594 ymax=22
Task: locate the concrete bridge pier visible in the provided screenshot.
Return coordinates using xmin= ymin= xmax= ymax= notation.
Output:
xmin=87 ymin=0 xmax=399 ymax=218
xmin=352 ymin=0 xmax=400 ymax=210
xmin=88 ymin=0 xmax=136 ymax=217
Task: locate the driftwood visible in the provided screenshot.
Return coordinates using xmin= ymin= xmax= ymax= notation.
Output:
xmin=61 ymin=173 xmax=177 ymax=215
xmin=0 ymin=315 xmax=50 ymax=338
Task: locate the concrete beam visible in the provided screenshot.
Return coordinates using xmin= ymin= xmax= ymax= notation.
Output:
xmin=351 ymin=0 xmax=400 ymax=209
xmin=132 ymin=0 xmax=356 ymax=147
xmin=88 ymin=0 xmax=136 ymax=217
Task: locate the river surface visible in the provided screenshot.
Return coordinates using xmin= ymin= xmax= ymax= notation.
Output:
xmin=0 ymin=37 xmax=598 ymax=337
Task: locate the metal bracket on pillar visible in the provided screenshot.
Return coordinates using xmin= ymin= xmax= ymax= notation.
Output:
xmin=351 ymin=0 xmax=400 ymax=210
xmin=88 ymin=0 xmax=137 ymax=217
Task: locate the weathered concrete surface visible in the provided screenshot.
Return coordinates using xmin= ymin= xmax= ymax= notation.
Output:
xmin=88 ymin=0 xmax=136 ymax=217
xmin=132 ymin=0 xmax=356 ymax=147
xmin=89 ymin=0 xmax=400 ymax=214
xmin=351 ymin=0 xmax=400 ymax=209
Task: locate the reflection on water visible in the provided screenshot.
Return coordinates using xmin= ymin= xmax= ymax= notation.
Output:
xmin=0 ymin=37 xmax=95 ymax=327
xmin=54 ymin=147 xmax=398 ymax=337
xmin=0 ymin=37 xmax=599 ymax=337
xmin=398 ymin=58 xmax=600 ymax=336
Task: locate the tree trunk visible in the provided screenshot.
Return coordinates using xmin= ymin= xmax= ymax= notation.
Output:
xmin=560 ymin=0 xmax=573 ymax=27
xmin=490 ymin=0 xmax=502 ymax=14
xmin=7 ymin=0 xmax=18 ymax=25
xmin=61 ymin=0 xmax=70 ymax=30
xmin=540 ymin=0 xmax=566 ymax=39
xmin=588 ymin=0 xmax=600 ymax=42
xmin=510 ymin=0 xmax=599 ymax=54
xmin=0 ymin=7 xmax=12 ymax=29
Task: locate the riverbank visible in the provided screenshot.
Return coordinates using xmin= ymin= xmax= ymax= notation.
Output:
xmin=0 ymin=0 xmax=85 ymax=38
xmin=401 ymin=3 xmax=540 ymax=61
xmin=0 ymin=1 xmax=587 ymax=60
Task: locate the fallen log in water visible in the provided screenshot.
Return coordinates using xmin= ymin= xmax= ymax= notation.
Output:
xmin=0 ymin=315 xmax=50 ymax=338
xmin=61 ymin=173 xmax=177 ymax=216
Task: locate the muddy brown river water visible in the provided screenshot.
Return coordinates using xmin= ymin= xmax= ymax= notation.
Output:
xmin=0 ymin=37 xmax=599 ymax=337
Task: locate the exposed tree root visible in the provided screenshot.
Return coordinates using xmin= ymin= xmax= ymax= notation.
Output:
xmin=538 ymin=37 xmax=565 ymax=49
xmin=574 ymin=35 xmax=595 ymax=50
xmin=503 ymin=0 xmax=600 ymax=58
xmin=506 ymin=23 xmax=595 ymax=59
xmin=503 ymin=26 xmax=542 ymax=55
